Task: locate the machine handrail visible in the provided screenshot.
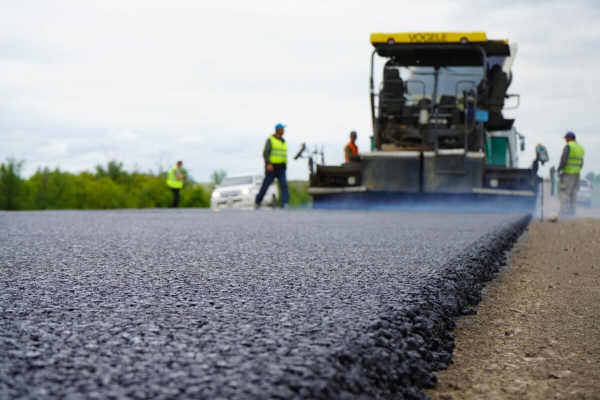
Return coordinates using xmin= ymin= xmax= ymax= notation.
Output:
xmin=454 ymin=80 xmax=477 ymax=99
xmin=502 ymin=93 xmax=520 ymax=110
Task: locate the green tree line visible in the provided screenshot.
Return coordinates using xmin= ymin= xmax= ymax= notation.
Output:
xmin=0 ymin=159 xmax=311 ymax=210
xmin=0 ymin=159 xmax=210 ymax=210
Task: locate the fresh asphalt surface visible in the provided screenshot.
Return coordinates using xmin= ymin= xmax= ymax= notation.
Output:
xmin=0 ymin=210 xmax=527 ymax=399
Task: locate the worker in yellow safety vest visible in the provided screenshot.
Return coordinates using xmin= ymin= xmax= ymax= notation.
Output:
xmin=166 ymin=161 xmax=186 ymax=208
xmin=255 ymin=123 xmax=289 ymax=209
xmin=557 ymin=132 xmax=584 ymax=216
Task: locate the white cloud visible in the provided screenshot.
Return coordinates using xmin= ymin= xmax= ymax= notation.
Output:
xmin=176 ymin=135 xmax=204 ymax=144
xmin=105 ymin=129 xmax=139 ymax=140
xmin=45 ymin=140 xmax=69 ymax=156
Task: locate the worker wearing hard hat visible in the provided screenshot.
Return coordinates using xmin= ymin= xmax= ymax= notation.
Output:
xmin=255 ymin=123 xmax=289 ymax=209
xmin=166 ymin=160 xmax=186 ymax=208
xmin=557 ymin=132 xmax=584 ymax=216
xmin=344 ymin=131 xmax=360 ymax=163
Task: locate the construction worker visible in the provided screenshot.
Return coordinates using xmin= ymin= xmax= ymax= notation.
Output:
xmin=557 ymin=132 xmax=584 ymax=216
xmin=344 ymin=131 xmax=360 ymax=162
xmin=255 ymin=123 xmax=289 ymax=209
xmin=166 ymin=161 xmax=185 ymax=208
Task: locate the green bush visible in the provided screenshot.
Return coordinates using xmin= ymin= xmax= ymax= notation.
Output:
xmin=288 ymin=180 xmax=311 ymax=208
xmin=0 ymin=158 xmax=24 ymax=210
xmin=0 ymin=159 xmax=212 ymax=211
xmin=181 ymin=184 xmax=211 ymax=208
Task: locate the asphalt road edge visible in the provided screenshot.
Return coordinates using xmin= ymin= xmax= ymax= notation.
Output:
xmin=317 ymin=214 xmax=532 ymax=400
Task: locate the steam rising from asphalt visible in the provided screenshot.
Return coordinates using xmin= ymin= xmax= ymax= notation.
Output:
xmin=311 ymin=193 xmax=538 ymax=215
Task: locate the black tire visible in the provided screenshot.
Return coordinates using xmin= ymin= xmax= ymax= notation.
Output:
xmin=270 ymin=194 xmax=278 ymax=209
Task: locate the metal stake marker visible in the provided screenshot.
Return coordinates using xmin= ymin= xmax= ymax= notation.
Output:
xmin=540 ymin=178 xmax=544 ymax=222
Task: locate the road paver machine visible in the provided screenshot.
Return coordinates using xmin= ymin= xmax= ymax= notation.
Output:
xmin=307 ymin=32 xmax=547 ymax=210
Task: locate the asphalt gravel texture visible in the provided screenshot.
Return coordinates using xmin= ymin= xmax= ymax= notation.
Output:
xmin=0 ymin=210 xmax=530 ymax=400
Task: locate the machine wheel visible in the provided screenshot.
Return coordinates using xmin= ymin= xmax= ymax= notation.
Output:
xmin=270 ymin=194 xmax=278 ymax=209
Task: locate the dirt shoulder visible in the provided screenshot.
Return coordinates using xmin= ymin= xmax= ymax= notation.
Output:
xmin=426 ymin=218 xmax=600 ymax=400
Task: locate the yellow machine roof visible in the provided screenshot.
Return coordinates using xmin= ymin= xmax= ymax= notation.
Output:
xmin=370 ymin=32 xmax=509 ymax=45
xmin=370 ymin=32 xmax=511 ymax=65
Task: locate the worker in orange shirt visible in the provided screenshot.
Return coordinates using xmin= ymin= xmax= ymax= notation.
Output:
xmin=344 ymin=131 xmax=360 ymax=162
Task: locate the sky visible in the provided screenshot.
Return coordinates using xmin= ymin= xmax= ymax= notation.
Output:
xmin=1 ymin=0 xmax=599 ymax=181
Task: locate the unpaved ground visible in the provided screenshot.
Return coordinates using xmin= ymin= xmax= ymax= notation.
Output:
xmin=539 ymin=182 xmax=600 ymax=220
xmin=427 ymin=218 xmax=600 ymax=400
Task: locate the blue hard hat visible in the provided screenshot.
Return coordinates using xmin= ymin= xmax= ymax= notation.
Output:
xmin=564 ymin=131 xmax=576 ymax=139
xmin=275 ymin=123 xmax=286 ymax=131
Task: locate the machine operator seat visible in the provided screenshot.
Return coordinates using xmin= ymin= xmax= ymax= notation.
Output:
xmin=487 ymin=65 xmax=511 ymax=113
xmin=380 ymin=68 xmax=405 ymax=117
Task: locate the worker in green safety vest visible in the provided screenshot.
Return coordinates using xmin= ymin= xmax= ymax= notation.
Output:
xmin=166 ymin=161 xmax=186 ymax=208
xmin=557 ymin=132 xmax=584 ymax=216
xmin=255 ymin=123 xmax=289 ymax=209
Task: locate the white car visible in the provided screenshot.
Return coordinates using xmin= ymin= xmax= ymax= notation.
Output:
xmin=210 ymin=174 xmax=279 ymax=210
xmin=578 ymin=179 xmax=593 ymax=208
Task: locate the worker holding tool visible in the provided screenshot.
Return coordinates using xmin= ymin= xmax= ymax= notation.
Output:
xmin=255 ymin=123 xmax=289 ymax=209
xmin=166 ymin=160 xmax=186 ymax=208
xmin=344 ymin=131 xmax=360 ymax=162
xmin=557 ymin=132 xmax=584 ymax=216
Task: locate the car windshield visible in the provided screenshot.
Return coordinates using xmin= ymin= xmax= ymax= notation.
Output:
xmin=580 ymin=180 xmax=589 ymax=188
xmin=220 ymin=176 xmax=253 ymax=186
